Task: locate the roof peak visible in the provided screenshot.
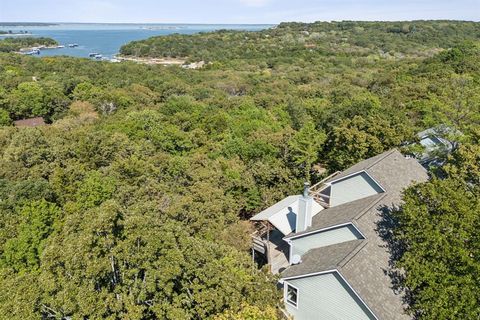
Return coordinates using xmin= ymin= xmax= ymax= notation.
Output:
xmin=363 ymin=149 xmax=398 ymax=171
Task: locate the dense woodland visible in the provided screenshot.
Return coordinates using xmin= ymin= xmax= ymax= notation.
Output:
xmin=121 ymin=21 xmax=480 ymax=60
xmin=0 ymin=21 xmax=479 ymax=319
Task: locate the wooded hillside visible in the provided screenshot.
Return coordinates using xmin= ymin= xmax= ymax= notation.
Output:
xmin=0 ymin=21 xmax=479 ymax=319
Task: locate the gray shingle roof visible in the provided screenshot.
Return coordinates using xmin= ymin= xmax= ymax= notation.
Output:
xmin=280 ymin=149 xmax=429 ymax=320
xmin=362 ymin=149 xmax=428 ymax=194
xmin=327 ymin=149 xmax=427 ymax=196
xmin=281 ymin=240 xmax=365 ymax=279
xmin=326 ymin=149 xmax=397 ymax=182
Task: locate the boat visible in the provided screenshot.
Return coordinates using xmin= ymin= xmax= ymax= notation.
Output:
xmin=23 ymin=49 xmax=40 ymax=55
xmin=94 ymin=54 xmax=103 ymax=59
xmin=68 ymin=43 xmax=79 ymax=47
xmin=57 ymin=45 xmax=65 ymax=48
xmin=88 ymin=52 xmax=99 ymax=57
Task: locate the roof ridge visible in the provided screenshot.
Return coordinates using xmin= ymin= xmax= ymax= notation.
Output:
xmin=353 ymin=193 xmax=388 ymax=221
xmin=338 ymin=239 xmax=368 ymax=268
xmin=365 ymin=149 xmax=398 ymax=171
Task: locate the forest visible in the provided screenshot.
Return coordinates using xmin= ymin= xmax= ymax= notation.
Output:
xmin=0 ymin=21 xmax=479 ymax=319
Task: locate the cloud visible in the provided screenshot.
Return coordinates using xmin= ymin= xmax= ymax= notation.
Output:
xmin=239 ymin=0 xmax=272 ymax=7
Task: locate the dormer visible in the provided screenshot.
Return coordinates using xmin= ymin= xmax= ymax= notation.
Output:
xmin=327 ymin=171 xmax=384 ymax=207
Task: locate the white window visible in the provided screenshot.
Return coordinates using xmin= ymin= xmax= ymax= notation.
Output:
xmin=285 ymin=283 xmax=299 ymax=308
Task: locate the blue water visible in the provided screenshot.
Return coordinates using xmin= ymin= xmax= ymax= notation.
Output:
xmin=0 ymin=23 xmax=272 ymax=59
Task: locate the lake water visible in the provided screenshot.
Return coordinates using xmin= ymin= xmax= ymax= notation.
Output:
xmin=0 ymin=23 xmax=273 ymax=59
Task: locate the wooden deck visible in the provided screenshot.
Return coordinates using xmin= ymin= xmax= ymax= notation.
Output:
xmin=252 ymin=228 xmax=290 ymax=274
xmin=267 ymin=229 xmax=290 ymax=274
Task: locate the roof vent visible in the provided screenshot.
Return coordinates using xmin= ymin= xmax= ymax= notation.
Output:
xmin=291 ymin=254 xmax=302 ymax=265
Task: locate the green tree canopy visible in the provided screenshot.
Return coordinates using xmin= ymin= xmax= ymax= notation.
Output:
xmin=393 ymin=144 xmax=480 ymax=319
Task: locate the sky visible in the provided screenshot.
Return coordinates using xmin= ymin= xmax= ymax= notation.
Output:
xmin=1 ymin=0 xmax=479 ymax=24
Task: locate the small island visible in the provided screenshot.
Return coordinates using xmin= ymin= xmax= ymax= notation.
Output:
xmin=0 ymin=37 xmax=58 ymax=53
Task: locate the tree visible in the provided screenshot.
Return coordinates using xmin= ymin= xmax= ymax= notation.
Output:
xmin=442 ymin=134 xmax=480 ymax=185
xmin=9 ymin=82 xmax=45 ymax=118
xmin=213 ymin=304 xmax=279 ymax=320
xmin=324 ymin=114 xmax=413 ymax=170
xmin=392 ymin=144 xmax=480 ymax=319
xmin=0 ymin=109 xmax=11 ymax=126
xmin=288 ymin=121 xmax=325 ymax=180
xmin=32 ymin=201 xmax=278 ymax=319
xmin=1 ymin=200 xmax=60 ymax=272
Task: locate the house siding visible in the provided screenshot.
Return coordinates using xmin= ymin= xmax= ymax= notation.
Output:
xmin=330 ymin=172 xmax=383 ymax=207
xmin=291 ymin=225 xmax=363 ymax=257
xmin=285 ymin=272 xmax=376 ymax=320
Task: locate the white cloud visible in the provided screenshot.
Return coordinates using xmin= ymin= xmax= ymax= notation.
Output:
xmin=239 ymin=0 xmax=272 ymax=7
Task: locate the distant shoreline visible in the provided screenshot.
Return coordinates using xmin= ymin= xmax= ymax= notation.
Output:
xmin=0 ymin=22 xmax=274 ymax=26
xmin=0 ymin=34 xmax=34 ymax=37
xmin=0 ymin=23 xmax=58 ymax=27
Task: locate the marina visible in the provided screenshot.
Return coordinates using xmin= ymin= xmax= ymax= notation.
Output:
xmin=18 ymin=44 xmax=124 ymax=62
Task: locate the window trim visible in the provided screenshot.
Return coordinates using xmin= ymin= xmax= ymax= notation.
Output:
xmin=284 ymin=222 xmax=366 ymax=241
xmin=284 ymin=282 xmax=299 ymax=309
xmin=328 ymin=170 xmax=386 ymax=193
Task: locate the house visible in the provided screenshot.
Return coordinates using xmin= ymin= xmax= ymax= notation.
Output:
xmin=250 ymin=149 xmax=428 ymax=320
xmin=13 ymin=117 xmax=46 ymax=127
xmin=416 ymin=126 xmax=456 ymax=167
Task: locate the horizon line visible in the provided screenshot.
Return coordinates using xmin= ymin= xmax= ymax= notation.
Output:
xmin=1 ymin=19 xmax=479 ymax=25
xmin=0 ymin=21 xmax=276 ymax=25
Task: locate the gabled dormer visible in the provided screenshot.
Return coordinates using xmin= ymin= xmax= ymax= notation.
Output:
xmin=324 ymin=170 xmax=385 ymax=207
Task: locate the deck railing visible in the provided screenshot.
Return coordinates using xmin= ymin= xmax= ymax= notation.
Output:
xmin=251 ymin=222 xmax=272 ymax=267
xmin=308 ymin=171 xmax=341 ymax=208
xmin=309 ymin=171 xmax=341 ymax=193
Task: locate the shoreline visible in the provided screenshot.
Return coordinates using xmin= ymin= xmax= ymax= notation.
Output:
xmin=115 ymin=55 xmax=207 ymax=69
xmin=16 ymin=45 xmax=63 ymax=55
xmin=0 ymin=33 xmax=33 ymax=37
xmin=20 ymin=45 xmax=61 ymax=50
xmin=115 ymin=55 xmax=187 ymax=65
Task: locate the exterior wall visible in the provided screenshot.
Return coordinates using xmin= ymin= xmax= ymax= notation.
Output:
xmin=290 ymin=225 xmax=363 ymax=258
xmin=296 ymin=196 xmax=312 ymax=233
xmin=284 ymin=272 xmax=376 ymax=320
xmin=330 ymin=172 xmax=383 ymax=207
